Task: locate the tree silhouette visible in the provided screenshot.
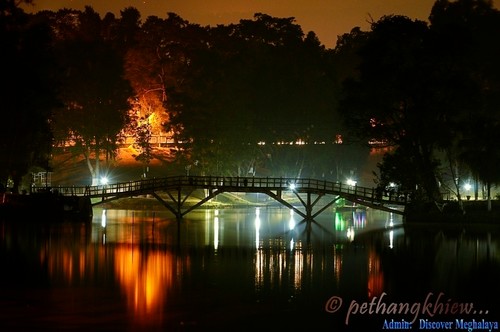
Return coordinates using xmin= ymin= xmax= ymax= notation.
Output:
xmin=0 ymin=1 xmax=59 ymax=192
xmin=50 ymin=7 xmax=133 ymax=185
xmin=165 ymin=13 xmax=340 ymax=177
xmin=339 ymin=1 xmax=500 ymax=203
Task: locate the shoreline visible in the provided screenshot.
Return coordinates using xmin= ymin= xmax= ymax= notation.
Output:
xmin=404 ymin=200 xmax=500 ymax=224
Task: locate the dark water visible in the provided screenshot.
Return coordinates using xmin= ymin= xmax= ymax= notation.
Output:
xmin=1 ymin=206 xmax=499 ymax=331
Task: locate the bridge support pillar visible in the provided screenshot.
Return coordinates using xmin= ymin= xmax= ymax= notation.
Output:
xmin=304 ymin=193 xmax=317 ymax=236
xmin=306 ymin=193 xmax=312 ymax=218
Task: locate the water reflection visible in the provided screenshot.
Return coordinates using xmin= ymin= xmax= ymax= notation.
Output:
xmin=367 ymin=250 xmax=384 ymax=299
xmin=255 ymin=207 xmax=260 ymax=249
xmin=428 ymin=228 xmax=499 ymax=299
xmin=114 ymin=246 xmax=181 ymax=328
xmin=0 ymin=207 xmax=499 ymax=330
xmin=334 ymin=207 xmax=368 ymax=242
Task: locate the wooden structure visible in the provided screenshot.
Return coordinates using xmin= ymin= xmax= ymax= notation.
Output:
xmin=52 ymin=176 xmax=407 ymax=222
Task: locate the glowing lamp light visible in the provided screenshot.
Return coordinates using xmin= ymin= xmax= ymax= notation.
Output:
xmin=100 ymin=176 xmax=109 ymax=185
xmin=289 ymin=182 xmax=297 ymax=190
xmin=464 ymin=183 xmax=472 ymax=191
xmin=346 ymin=179 xmax=357 ymax=187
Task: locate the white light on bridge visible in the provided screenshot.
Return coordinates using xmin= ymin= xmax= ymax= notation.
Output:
xmin=346 ymin=178 xmax=357 ymax=187
xmin=100 ymin=176 xmax=109 ymax=185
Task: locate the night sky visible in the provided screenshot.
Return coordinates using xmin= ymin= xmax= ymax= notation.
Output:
xmin=21 ymin=0 xmax=489 ymax=49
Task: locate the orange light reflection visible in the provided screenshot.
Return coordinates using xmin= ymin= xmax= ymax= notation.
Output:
xmin=114 ymin=246 xmax=185 ymax=327
xmin=367 ymin=249 xmax=384 ymax=299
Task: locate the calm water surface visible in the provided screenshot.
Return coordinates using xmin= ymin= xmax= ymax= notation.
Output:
xmin=1 ymin=206 xmax=499 ymax=331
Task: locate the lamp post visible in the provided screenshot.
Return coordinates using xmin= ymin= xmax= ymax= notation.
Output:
xmin=464 ymin=182 xmax=472 ymax=201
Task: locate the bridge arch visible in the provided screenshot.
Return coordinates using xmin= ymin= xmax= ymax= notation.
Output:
xmin=52 ymin=176 xmax=407 ymax=222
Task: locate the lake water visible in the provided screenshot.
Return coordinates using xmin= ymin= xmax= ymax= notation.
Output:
xmin=1 ymin=205 xmax=499 ymax=331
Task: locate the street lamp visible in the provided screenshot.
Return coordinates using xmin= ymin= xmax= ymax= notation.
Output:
xmin=464 ymin=182 xmax=472 ymax=200
xmin=100 ymin=176 xmax=109 ymax=185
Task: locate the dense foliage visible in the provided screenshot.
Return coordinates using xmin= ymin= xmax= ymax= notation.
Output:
xmin=338 ymin=0 xmax=500 ymax=202
xmin=1 ymin=0 xmax=499 ymax=205
xmin=0 ymin=0 xmax=59 ymax=192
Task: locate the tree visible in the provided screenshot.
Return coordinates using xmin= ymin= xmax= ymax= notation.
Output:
xmin=339 ymin=15 xmax=448 ymax=201
xmin=339 ymin=1 xmax=500 ymax=205
xmin=0 ymin=1 xmax=59 ymax=192
xmin=430 ymin=0 xmax=500 ymax=209
xmin=50 ymin=7 xmax=133 ymax=185
xmin=165 ymin=13 xmax=339 ymax=177
xmin=123 ymin=13 xmax=195 ymax=161
xmin=133 ymin=120 xmax=153 ymax=177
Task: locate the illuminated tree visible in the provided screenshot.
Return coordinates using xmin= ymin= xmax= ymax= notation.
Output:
xmin=121 ymin=13 xmax=184 ymax=150
xmin=133 ymin=120 xmax=153 ymax=177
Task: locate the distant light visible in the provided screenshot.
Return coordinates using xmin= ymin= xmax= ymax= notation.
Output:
xmin=346 ymin=179 xmax=357 ymax=186
xmin=295 ymin=139 xmax=305 ymax=145
xmin=289 ymin=182 xmax=297 ymax=190
xmin=464 ymin=183 xmax=472 ymax=191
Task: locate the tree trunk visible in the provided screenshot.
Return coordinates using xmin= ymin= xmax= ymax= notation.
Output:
xmin=86 ymin=145 xmax=101 ymax=186
xmin=418 ymin=145 xmax=441 ymax=201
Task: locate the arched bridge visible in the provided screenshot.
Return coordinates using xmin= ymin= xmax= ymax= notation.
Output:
xmin=54 ymin=176 xmax=407 ymax=222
